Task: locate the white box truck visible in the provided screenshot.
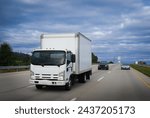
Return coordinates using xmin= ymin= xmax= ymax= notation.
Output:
xmin=30 ymin=32 xmax=92 ymax=90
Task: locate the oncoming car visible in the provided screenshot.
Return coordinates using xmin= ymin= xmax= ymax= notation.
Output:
xmin=98 ymin=61 xmax=109 ymax=70
xmin=121 ymin=64 xmax=130 ymax=70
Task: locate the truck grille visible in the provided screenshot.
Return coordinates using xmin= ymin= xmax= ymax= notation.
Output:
xmin=35 ymin=73 xmax=59 ymax=80
xmin=42 ymin=74 xmax=51 ymax=79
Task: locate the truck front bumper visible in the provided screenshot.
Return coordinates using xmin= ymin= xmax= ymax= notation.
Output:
xmin=30 ymin=80 xmax=67 ymax=86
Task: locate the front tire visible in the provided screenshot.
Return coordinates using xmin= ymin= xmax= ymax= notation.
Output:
xmin=65 ymin=79 xmax=72 ymax=90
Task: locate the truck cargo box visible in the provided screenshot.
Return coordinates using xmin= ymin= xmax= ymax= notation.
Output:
xmin=40 ymin=32 xmax=92 ymax=74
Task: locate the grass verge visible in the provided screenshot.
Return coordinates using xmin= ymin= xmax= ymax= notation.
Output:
xmin=130 ymin=64 xmax=150 ymax=77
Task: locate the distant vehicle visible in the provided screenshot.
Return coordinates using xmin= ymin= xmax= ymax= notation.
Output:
xmin=30 ymin=32 xmax=92 ymax=90
xmin=121 ymin=64 xmax=130 ymax=70
xmin=98 ymin=61 xmax=109 ymax=70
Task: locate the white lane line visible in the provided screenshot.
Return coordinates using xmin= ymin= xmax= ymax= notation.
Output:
xmin=108 ymin=71 xmax=111 ymax=74
xmin=97 ymin=76 xmax=104 ymax=82
xmin=70 ymin=98 xmax=77 ymax=101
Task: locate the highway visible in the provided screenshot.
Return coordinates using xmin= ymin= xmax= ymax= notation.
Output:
xmin=0 ymin=64 xmax=150 ymax=101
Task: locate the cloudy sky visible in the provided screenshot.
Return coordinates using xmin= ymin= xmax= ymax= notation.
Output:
xmin=0 ymin=0 xmax=150 ymax=63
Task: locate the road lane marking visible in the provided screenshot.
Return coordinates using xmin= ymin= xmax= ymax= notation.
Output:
xmin=97 ymin=76 xmax=104 ymax=82
xmin=137 ymin=78 xmax=150 ymax=89
xmin=70 ymin=98 xmax=77 ymax=101
xmin=108 ymin=71 xmax=111 ymax=74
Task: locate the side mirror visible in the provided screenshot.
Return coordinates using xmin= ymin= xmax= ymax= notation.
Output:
xmin=71 ymin=54 xmax=75 ymax=63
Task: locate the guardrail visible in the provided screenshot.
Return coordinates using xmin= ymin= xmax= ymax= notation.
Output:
xmin=0 ymin=66 xmax=30 ymax=71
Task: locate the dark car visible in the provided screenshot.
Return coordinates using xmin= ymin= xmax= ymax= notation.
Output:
xmin=98 ymin=61 xmax=109 ymax=70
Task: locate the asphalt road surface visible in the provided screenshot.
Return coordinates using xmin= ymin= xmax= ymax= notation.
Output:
xmin=0 ymin=64 xmax=150 ymax=101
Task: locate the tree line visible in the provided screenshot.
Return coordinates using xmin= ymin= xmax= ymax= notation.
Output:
xmin=92 ymin=52 xmax=98 ymax=63
xmin=0 ymin=42 xmax=30 ymax=66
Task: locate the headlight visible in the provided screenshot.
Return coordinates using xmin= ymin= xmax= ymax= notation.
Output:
xmin=30 ymin=71 xmax=34 ymax=76
xmin=59 ymin=71 xmax=65 ymax=81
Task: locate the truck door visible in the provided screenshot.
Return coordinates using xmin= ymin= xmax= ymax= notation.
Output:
xmin=66 ymin=51 xmax=73 ymax=80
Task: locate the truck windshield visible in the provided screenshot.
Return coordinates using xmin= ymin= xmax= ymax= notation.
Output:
xmin=31 ymin=51 xmax=66 ymax=66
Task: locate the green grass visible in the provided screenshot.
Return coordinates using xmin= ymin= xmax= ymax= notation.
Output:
xmin=130 ymin=64 xmax=150 ymax=77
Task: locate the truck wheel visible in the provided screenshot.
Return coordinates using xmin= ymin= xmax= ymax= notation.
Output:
xmin=78 ymin=78 xmax=82 ymax=83
xmin=82 ymin=74 xmax=87 ymax=83
xmin=79 ymin=74 xmax=87 ymax=83
xmin=86 ymin=73 xmax=90 ymax=80
xmin=35 ymin=85 xmax=43 ymax=89
xmin=65 ymin=79 xmax=72 ymax=90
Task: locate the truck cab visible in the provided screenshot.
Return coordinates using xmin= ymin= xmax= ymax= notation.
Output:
xmin=30 ymin=49 xmax=75 ymax=90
